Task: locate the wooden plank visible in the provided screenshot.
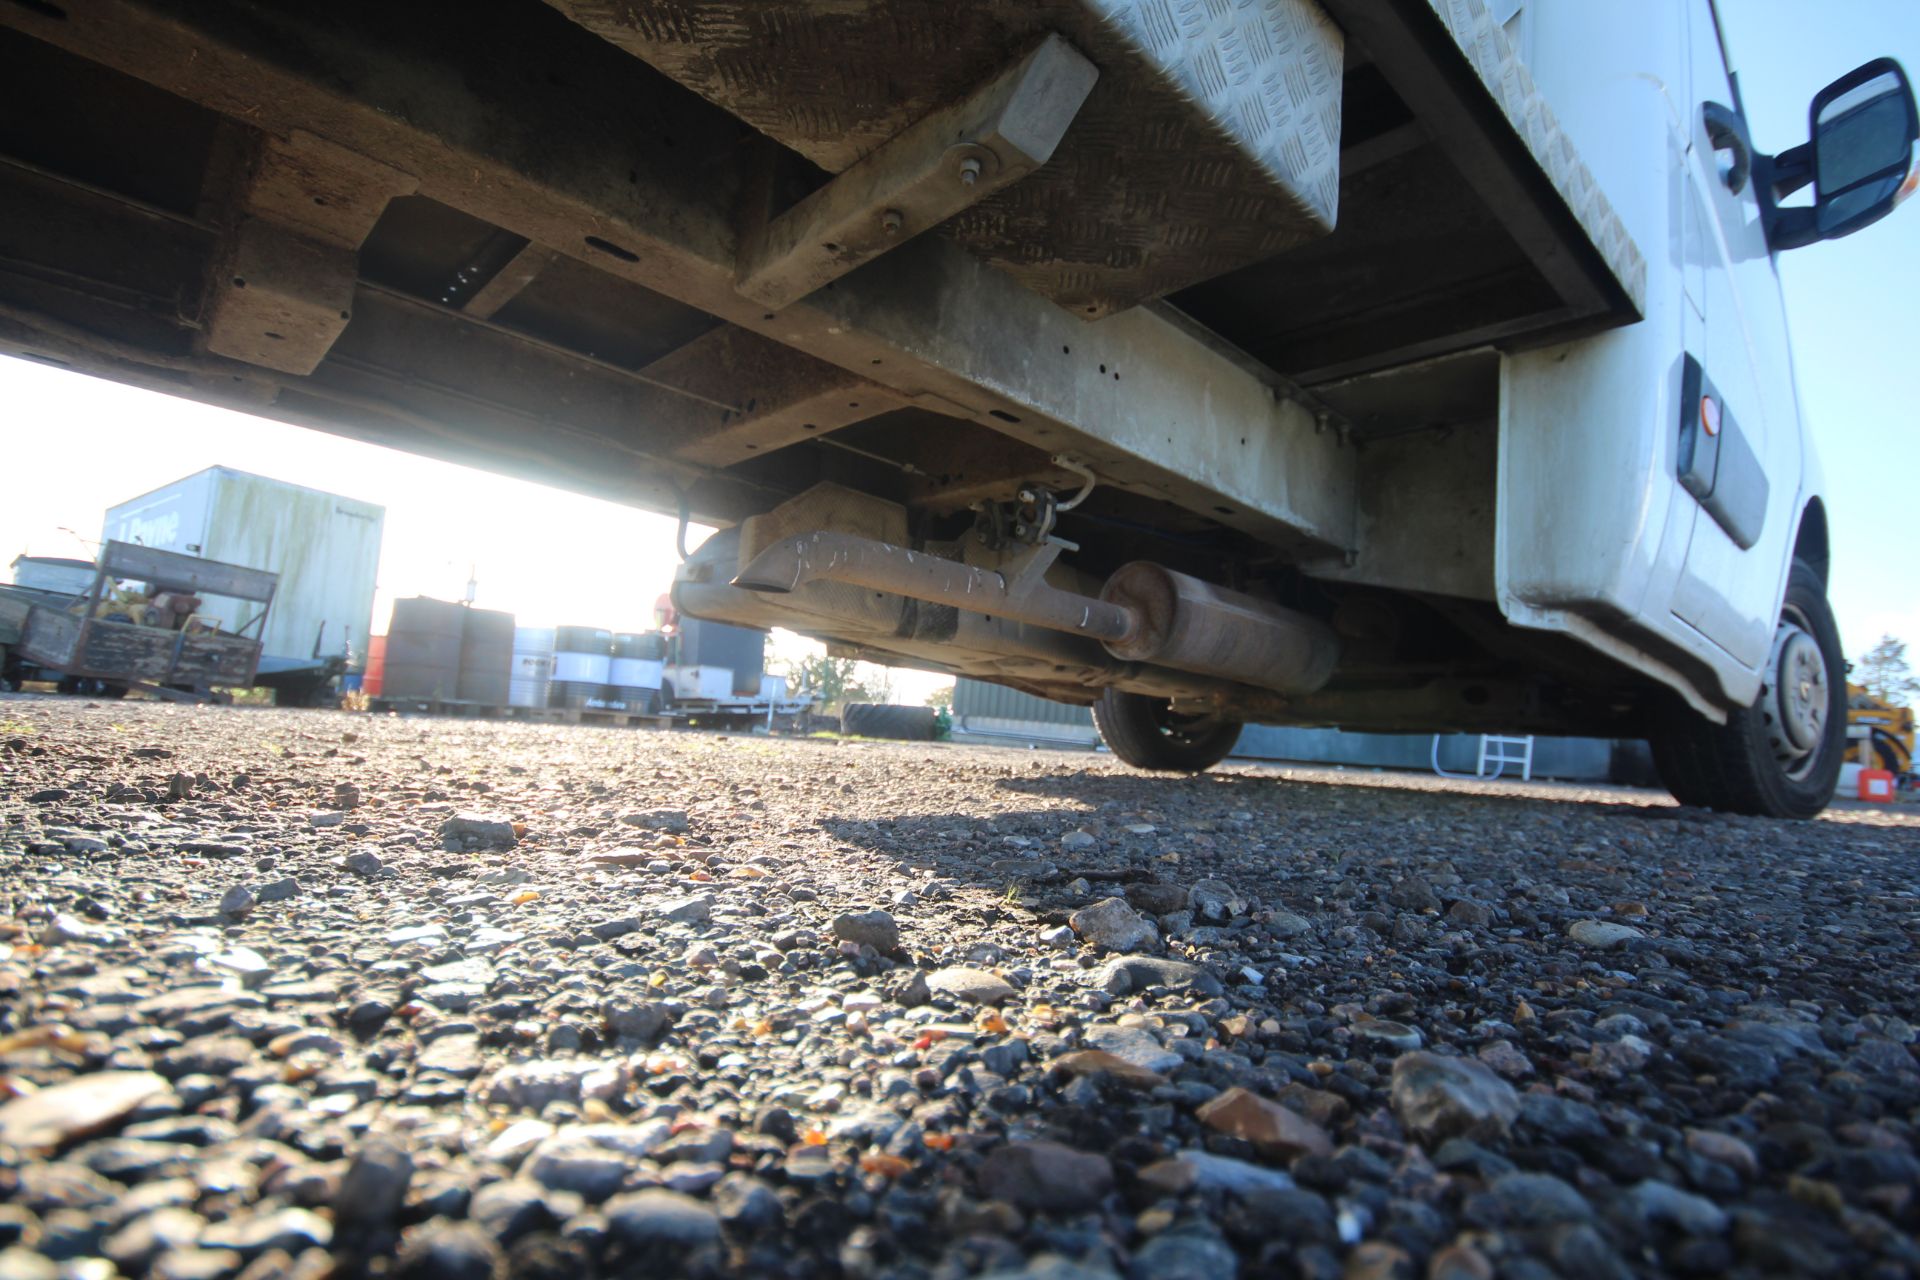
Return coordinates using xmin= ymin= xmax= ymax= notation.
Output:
xmin=74 ymin=619 xmax=255 ymax=683
xmin=462 ymin=242 xmax=556 ymax=320
xmin=18 ymin=607 xmax=81 ymax=669
xmin=99 ymin=541 xmax=279 ymax=603
xmin=734 ymin=34 xmax=1098 ymax=310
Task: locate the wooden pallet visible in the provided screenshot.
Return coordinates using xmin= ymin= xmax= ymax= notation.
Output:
xmin=368 ymin=695 xmax=668 ymax=729
xmin=501 ymin=703 xmax=671 ymax=729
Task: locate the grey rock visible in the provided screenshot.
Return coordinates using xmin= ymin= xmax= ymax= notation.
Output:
xmin=1084 ymin=1024 xmax=1182 ymax=1075
xmin=203 ymin=947 xmax=270 ymax=987
xmin=1128 ymin=1230 xmax=1239 ymax=1280
xmin=1139 ymin=1150 xmax=1295 ymax=1197
xmin=1629 ymin=1179 xmax=1729 ymax=1235
xmin=255 ymin=877 xmax=299 ymax=903
xmin=416 ymin=1034 xmax=483 ymax=1077
xmin=440 ymin=813 xmax=518 ymax=849
xmin=487 ymin=1060 xmax=628 ymax=1111
xmin=198 ymin=1207 xmax=331 ymax=1255
xmin=655 ymin=895 xmax=713 ymax=925
xmin=1353 ymin=1020 xmax=1423 ymax=1052
xmin=468 ymin=1180 xmax=576 ymax=1245
xmin=1190 ymin=879 xmax=1247 ymax=923
xmin=1567 ymin=920 xmax=1643 ymax=950
xmin=1060 ymin=830 xmax=1097 ymax=852
xmin=1268 ymin=911 xmax=1313 ymax=939
xmin=926 ymin=967 xmax=1016 ymax=1004
xmin=977 ymin=1260 xmax=1121 ymax=1280
xmin=1069 ymin=898 xmax=1157 ymax=952
xmin=150 ymin=1248 xmax=244 ymax=1280
xmin=334 ymin=1138 xmax=413 ymax=1232
xmin=392 ymin=1221 xmax=504 ymax=1280
xmin=1481 ymin=1173 xmax=1592 ymax=1227
xmin=590 ymin=917 xmax=640 ymax=941
xmin=1092 ymin=955 xmax=1224 ymax=998
xmin=1125 ymin=883 xmax=1188 ymax=915
xmin=219 ymin=886 xmax=256 ymax=917
xmin=1446 ymin=899 xmax=1494 ymax=927
xmin=1387 ymin=878 xmax=1440 ymax=912
xmin=344 ymin=851 xmax=384 ymax=877
xmin=1389 ymin=1052 xmax=1520 ymax=1145
xmin=103 ymin=1206 xmax=205 ymax=1271
xmin=712 ymin=1173 xmax=782 ymax=1232
xmin=978 ymin=1141 xmax=1113 ymax=1213
xmin=831 ymin=910 xmax=899 ymax=952
xmin=620 ymin=809 xmax=689 ymax=834
xmin=603 ymin=1189 xmax=720 ymax=1249
xmin=603 ymin=998 xmax=669 ymax=1042
xmin=525 ymin=1137 xmax=630 ymax=1201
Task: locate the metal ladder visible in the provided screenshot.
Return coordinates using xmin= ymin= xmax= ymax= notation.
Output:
xmin=1431 ymin=733 xmax=1535 ymax=781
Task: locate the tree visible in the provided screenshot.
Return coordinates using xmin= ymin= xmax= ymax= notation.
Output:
xmin=924 ymin=682 xmax=954 ymax=710
xmin=784 ymin=654 xmax=889 ymax=708
xmin=1857 ymin=635 xmax=1919 ymax=708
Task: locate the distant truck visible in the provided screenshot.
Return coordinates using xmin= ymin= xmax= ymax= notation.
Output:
xmin=104 ymin=468 xmax=384 ymax=705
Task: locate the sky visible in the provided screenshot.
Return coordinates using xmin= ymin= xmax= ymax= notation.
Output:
xmin=0 ymin=1 xmax=1915 ymax=703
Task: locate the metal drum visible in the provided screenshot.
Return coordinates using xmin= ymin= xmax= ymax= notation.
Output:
xmin=608 ymin=631 xmax=665 ymax=714
xmin=509 ymin=626 xmax=555 ymax=709
xmin=549 ymin=625 xmax=613 ymax=709
xmin=456 ymin=606 xmax=515 ymax=706
xmin=381 ymin=596 xmax=465 ymax=700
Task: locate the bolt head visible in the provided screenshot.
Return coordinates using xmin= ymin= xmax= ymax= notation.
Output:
xmin=881 ymin=208 xmax=904 ymax=234
xmin=958 ymin=157 xmax=983 ymax=186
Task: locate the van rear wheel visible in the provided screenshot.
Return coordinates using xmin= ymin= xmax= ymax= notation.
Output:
xmin=1093 ymin=688 xmax=1242 ymax=773
xmin=1649 ymin=559 xmax=1846 ymax=819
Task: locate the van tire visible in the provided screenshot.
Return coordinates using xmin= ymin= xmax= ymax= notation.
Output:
xmin=1649 ymin=559 xmax=1846 ymax=819
xmin=1093 ymin=688 xmax=1242 ymax=773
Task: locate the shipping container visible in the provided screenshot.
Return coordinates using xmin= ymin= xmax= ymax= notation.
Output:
xmin=7 ymin=556 xmax=96 ymax=595
xmin=102 ymin=467 xmax=384 ymax=683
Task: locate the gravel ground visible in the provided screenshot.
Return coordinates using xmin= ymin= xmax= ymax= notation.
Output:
xmin=2 ymin=697 xmax=1918 ymax=1280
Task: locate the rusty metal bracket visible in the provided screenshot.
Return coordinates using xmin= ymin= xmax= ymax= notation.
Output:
xmin=733 ymin=530 xmax=1135 ymax=644
xmin=734 ymin=33 xmax=1098 ymax=310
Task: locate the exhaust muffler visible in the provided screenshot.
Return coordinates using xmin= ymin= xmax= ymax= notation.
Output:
xmin=733 ymin=531 xmax=1338 ymax=696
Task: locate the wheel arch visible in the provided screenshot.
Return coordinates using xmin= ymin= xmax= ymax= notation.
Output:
xmin=1793 ymin=496 xmax=1831 ymax=588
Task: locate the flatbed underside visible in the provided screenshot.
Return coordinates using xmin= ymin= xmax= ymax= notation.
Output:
xmin=0 ymin=0 xmax=1649 ymax=730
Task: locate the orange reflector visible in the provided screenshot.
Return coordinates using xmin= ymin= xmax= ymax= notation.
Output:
xmin=1699 ymin=395 xmax=1721 ymax=437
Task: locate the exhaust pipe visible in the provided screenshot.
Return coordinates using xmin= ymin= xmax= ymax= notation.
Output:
xmin=733 ymin=531 xmax=1338 ymax=696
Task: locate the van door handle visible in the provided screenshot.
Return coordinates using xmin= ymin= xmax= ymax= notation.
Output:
xmin=1702 ymin=102 xmax=1751 ymax=194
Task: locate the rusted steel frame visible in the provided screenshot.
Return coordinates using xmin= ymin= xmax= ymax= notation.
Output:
xmin=732 ymin=532 xmax=1135 ymax=644
xmin=1101 ymin=562 xmax=1340 ymax=695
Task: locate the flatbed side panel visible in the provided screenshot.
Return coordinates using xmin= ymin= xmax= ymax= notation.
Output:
xmin=1422 ymin=0 xmax=1647 ymax=315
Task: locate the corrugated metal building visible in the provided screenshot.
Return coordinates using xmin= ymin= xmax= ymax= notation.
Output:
xmin=951 ymin=679 xmax=1647 ymax=782
xmin=952 ymin=678 xmax=1097 ymax=746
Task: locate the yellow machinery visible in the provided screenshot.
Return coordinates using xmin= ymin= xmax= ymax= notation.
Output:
xmin=1848 ymin=684 xmax=1916 ymax=776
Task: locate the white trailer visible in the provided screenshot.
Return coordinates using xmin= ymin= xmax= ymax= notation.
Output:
xmin=103 ymin=467 xmax=384 ymax=704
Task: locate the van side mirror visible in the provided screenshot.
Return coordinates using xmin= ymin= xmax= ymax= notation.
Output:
xmin=1758 ymin=58 xmax=1918 ymax=251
